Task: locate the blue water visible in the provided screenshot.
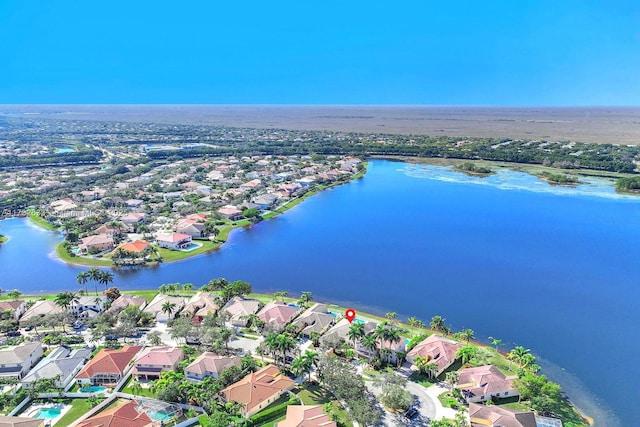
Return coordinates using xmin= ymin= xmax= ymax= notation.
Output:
xmin=36 ymin=407 xmax=61 ymax=419
xmin=55 ymin=147 xmax=74 ymax=153
xmin=147 ymin=409 xmax=174 ymax=421
xmin=80 ymin=385 xmax=107 ymax=393
xmin=1 ymin=160 xmax=638 ymax=426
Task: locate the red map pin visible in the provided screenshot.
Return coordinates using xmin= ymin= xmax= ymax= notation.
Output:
xmin=345 ymin=308 xmax=356 ymax=323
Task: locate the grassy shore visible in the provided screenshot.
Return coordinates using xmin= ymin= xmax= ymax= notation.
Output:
xmin=44 ymin=165 xmax=368 ymax=269
xmin=27 ymin=211 xmax=60 ymax=231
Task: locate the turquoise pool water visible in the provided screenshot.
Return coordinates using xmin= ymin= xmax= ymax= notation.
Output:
xmin=36 ymin=407 xmax=61 ymax=419
xmin=80 ymin=385 xmax=107 ymax=393
xmin=148 ymin=409 xmax=174 ymax=422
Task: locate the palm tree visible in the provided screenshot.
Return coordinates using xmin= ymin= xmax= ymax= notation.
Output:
xmin=76 ymin=271 xmax=89 ymax=295
xmin=87 ymin=268 xmax=101 ymax=295
xmin=430 ymin=315 xmax=449 ymax=334
xmin=297 ymin=291 xmax=312 ymax=308
xmin=489 ymin=337 xmax=502 ymax=352
xmin=361 ymin=333 xmax=378 ymax=364
xmin=456 ymin=345 xmax=478 ymax=365
xmin=275 ymin=333 xmax=296 ymax=366
xmin=508 ymin=345 xmax=531 ymax=369
xmin=407 ymin=316 xmax=425 ymax=329
xmin=461 ymin=328 xmax=474 ymax=343
xmin=445 ymin=371 xmax=459 ymax=390
xmin=347 ymin=322 xmax=365 ymax=349
xmin=292 ymin=354 xmax=313 ymax=382
xmin=272 ymin=291 xmax=288 ymax=301
xmin=385 ymin=312 xmax=398 ymax=323
xmin=183 ymin=283 xmax=194 ymax=295
xmin=98 ymin=271 xmax=114 ymax=292
xmin=161 ymin=301 xmax=176 ymax=318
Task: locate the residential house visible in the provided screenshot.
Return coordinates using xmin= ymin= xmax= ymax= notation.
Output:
xmin=19 ymin=300 xmax=63 ymax=326
xmin=21 ymin=346 xmax=92 ymax=391
xmin=457 ymin=365 xmax=519 ymax=403
xmin=118 ymin=240 xmax=151 ymax=254
xmin=76 ymin=399 xmax=160 ymax=427
xmin=75 ymin=345 xmax=141 ymax=385
xmin=0 ymin=300 xmax=26 ymax=321
xmin=468 ymin=402 xmax=537 ymax=427
xmin=296 ymin=177 xmax=316 ymax=187
xmin=125 ymin=199 xmax=145 ymax=211
xmin=185 ymin=213 xmax=207 ymax=222
xmin=321 ymin=318 xmax=376 ymax=348
xmin=375 ymin=338 xmax=407 ymax=365
xmin=120 ymin=213 xmax=146 ymax=233
xmin=107 ymin=295 xmax=147 ymax=315
xmin=155 ymin=233 xmax=192 ymax=250
xmin=240 ymin=179 xmax=261 ymax=190
xmin=220 ymin=364 xmax=295 ymax=417
xmin=256 ymin=301 xmax=299 ymax=329
xmin=290 ymin=304 xmax=334 ymax=337
xmin=222 ymin=297 xmax=261 ymax=327
xmin=0 ymin=416 xmax=44 ymax=427
xmin=69 ymin=296 xmax=107 ymax=319
xmin=218 ymin=206 xmax=243 ymax=221
xmin=252 ymin=194 xmax=279 ymax=210
xmin=276 ymin=405 xmax=337 ymax=427
xmin=0 ymin=343 xmax=43 ymax=379
xmin=184 ymin=353 xmax=241 ymax=381
xmin=406 ymin=334 xmax=463 ymax=377
xmin=133 ymin=347 xmax=183 ymax=381
xmin=78 ymin=234 xmax=114 ymax=254
xmin=50 ymin=198 xmax=77 ymax=212
xmin=94 ymin=224 xmax=123 ymax=238
xmin=174 ymin=219 xmax=205 ymax=238
xmin=143 ymin=295 xmax=186 ymax=322
xmin=182 ymin=292 xmax=219 ymax=321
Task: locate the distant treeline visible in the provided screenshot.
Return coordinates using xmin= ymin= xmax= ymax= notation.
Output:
xmin=146 ymin=137 xmax=639 ymax=173
xmin=0 ymin=150 xmax=104 ymax=170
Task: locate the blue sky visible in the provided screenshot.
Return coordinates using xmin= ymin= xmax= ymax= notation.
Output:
xmin=1 ymin=1 xmax=639 ymax=105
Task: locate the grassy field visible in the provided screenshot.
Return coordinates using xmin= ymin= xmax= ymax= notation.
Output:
xmin=55 ymin=242 xmax=113 ymax=267
xmin=55 ymin=398 xmax=95 ymax=427
xmin=297 ymin=383 xmax=353 ymax=427
xmin=27 ymin=211 xmax=60 ymax=231
xmin=156 ymin=240 xmax=218 ymax=262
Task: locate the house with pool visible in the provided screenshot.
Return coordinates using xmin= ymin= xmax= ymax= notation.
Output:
xmin=75 ymin=346 xmax=141 ymax=386
xmin=406 ymin=334 xmax=463 ymax=377
xmin=155 ymin=232 xmax=192 ymax=250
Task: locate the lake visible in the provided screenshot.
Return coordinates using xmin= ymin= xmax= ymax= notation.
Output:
xmin=1 ymin=159 xmax=638 ymax=426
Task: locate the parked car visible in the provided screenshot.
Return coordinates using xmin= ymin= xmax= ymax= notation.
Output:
xmin=6 ymin=330 xmax=21 ymax=337
xmin=24 ymin=325 xmax=34 ymax=331
xmin=104 ymin=334 xmax=119 ymax=341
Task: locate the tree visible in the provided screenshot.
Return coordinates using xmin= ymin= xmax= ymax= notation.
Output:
xmin=461 ymin=328 xmax=474 ymax=343
xmin=297 ymin=291 xmax=313 ymax=309
xmin=361 ymin=334 xmax=378 ymax=364
xmin=54 ymin=291 xmax=78 ymax=315
xmin=456 ymin=345 xmax=478 ymax=365
xmin=347 ymin=321 xmax=365 ymax=349
xmin=430 ymin=315 xmax=449 ymax=334
xmin=508 ymin=345 xmax=531 ymax=369
xmin=162 ymin=301 xmax=177 ymax=318
xmin=76 ymin=271 xmax=89 ymax=295
xmin=407 ymin=316 xmax=425 ymax=329
xmin=489 ymin=336 xmax=502 ymax=352
xmin=376 ymin=372 xmax=412 ymax=412
xmin=272 ymin=291 xmax=288 ymax=301
xmin=292 ymin=354 xmax=313 ymax=382
xmin=384 ymin=312 xmax=398 ymax=323
xmin=104 ymin=287 xmax=121 ymax=301
xmin=148 ymin=331 xmax=163 ymax=346
xmin=445 ymin=371 xmax=459 ymax=390
xmin=7 ymin=290 xmax=21 ymax=300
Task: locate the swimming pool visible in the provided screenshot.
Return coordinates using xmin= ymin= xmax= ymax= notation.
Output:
xmin=147 ymin=409 xmax=174 ymax=422
xmin=35 ymin=407 xmax=61 ymax=419
xmin=80 ymin=385 xmax=107 ymax=393
xmin=179 ymin=242 xmax=202 ymax=252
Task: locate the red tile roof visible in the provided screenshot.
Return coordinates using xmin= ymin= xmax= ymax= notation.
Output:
xmin=77 ymin=400 xmax=159 ymax=427
xmin=76 ymin=346 xmax=141 ymax=379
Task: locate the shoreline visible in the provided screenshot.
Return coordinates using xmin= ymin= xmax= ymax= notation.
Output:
xmin=28 ymin=163 xmax=368 ymax=269
xmin=4 ymin=287 xmax=592 ymax=426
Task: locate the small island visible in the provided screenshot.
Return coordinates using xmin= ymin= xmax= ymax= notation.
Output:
xmin=453 ymin=162 xmax=494 ymax=176
xmin=537 ymin=171 xmax=580 ymax=186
